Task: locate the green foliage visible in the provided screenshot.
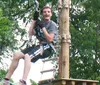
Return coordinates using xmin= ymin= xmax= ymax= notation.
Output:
xmin=0 ymin=0 xmax=58 ymax=24
xmin=0 ymin=69 xmax=7 ymax=80
xmin=30 ymin=79 xmax=38 ymax=85
xmin=0 ymin=0 xmax=100 ymax=84
xmin=70 ymin=0 xmax=100 ymax=84
xmin=0 ymin=8 xmax=26 ymax=65
xmin=0 ymin=9 xmax=16 ymax=53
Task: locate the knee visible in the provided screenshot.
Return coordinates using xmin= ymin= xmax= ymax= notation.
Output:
xmin=12 ymin=51 xmax=24 ymax=60
xmin=24 ymin=54 xmax=31 ymax=61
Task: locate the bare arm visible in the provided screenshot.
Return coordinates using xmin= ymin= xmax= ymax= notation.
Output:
xmin=42 ymin=27 xmax=54 ymax=43
xmin=28 ymin=20 xmax=36 ymax=37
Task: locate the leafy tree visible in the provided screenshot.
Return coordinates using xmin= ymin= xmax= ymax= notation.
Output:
xmin=0 ymin=0 xmax=100 ymax=84
xmin=70 ymin=0 xmax=100 ymax=83
xmin=0 ymin=8 xmax=26 ymax=65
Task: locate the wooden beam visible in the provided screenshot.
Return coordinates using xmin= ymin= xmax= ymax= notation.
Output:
xmin=38 ymin=78 xmax=99 ymax=85
xmin=40 ymin=68 xmax=56 ymax=73
xmin=42 ymin=57 xmax=58 ymax=62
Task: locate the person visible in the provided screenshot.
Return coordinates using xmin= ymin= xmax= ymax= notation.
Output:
xmin=2 ymin=5 xmax=58 ymax=85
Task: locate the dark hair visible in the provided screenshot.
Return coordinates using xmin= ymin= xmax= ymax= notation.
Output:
xmin=41 ymin=6 xmax=52 ymax=13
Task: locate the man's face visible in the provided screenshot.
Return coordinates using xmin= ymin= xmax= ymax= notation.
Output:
xmin=42 ymin=7 xmax=52 ymax=21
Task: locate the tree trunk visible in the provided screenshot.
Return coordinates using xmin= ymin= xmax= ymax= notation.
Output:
xmin=58 ymin=0 xmax=71 ymax=79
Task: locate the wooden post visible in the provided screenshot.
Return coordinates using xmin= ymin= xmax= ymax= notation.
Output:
xmin=58 ymin=0 xmax=71 ymax=78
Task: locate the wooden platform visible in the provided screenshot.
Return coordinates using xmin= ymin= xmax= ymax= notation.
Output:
xmin=38 ymin=78 xmax=99 ymax=85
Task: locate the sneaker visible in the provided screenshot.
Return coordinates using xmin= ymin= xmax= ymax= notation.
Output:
xmin=0 ymin=80 xmax=12 ymax=85
xmin=17 ymin=80 xmax=27 ymax=85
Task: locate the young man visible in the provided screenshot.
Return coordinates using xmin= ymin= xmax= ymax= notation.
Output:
xmin=2 ymin=5 xmax=58 ymax=85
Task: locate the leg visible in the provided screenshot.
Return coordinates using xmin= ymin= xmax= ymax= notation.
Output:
xmin=22 ymin=54 xmax=31 ymax=81
xmin=5 ymin=51 xmax=25 ymax=79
